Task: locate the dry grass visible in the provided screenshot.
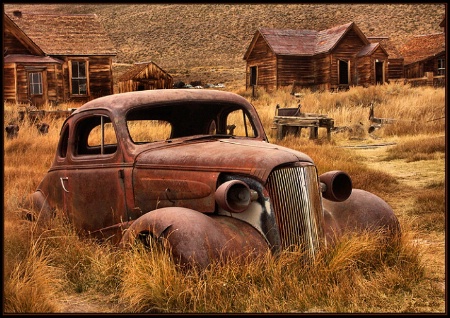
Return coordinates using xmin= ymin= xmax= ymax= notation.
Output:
xmin=3 ymin=84 xmax=445 ymax=313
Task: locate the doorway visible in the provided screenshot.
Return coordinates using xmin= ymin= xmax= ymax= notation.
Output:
xmin=338 ymin=60 xmax=349 ymax=85
xmin=375 ymin=61 xmax=384 ymax=84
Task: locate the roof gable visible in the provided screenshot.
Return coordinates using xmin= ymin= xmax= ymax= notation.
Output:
xmin=315 ymin=22 xmax=368 ymax=53
xmin=357 ymin=43 xmax=380 ymax=57
xmin=399 ymin=33 xmax=445 ymax=64
xmin=118 ymin=61 xmax=172 ymax=82
xmin=5 ymin=11 xmax=117 ymax=56
xmin=367 ymin=37 xmax=403 ymax=59
xmin=3 ymin=13 xmax=44 ymax=55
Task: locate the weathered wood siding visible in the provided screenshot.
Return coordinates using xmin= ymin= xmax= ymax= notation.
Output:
xmin=47 ymin=64 xmax=63 ymax=103
xmin=387 ymin=58 xmax=404 ymax=79
xmin=3 ymin=63 xmax=17 ymax=102
xmin=276 ymin=56 xmax=315 ymax=88
xmin=88 ymin=56 xmax=114 ymax=98
xmin=245 ymin=35 xmax=277 ymax=91
xmin=356 ymin=56 xmax=372 ymax=85
xmin=313 ymin=53 xmax=331 ymax=89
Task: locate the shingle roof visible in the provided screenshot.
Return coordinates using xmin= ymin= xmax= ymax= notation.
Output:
xmin=399 ymin=33 xmax=445 ymax=65
xmin=258 ymin=28 xmax=318 ymax=56
xmin=5 ymin=11 xmax=116 ymax=56
xmin=246 ymin=22 xmax=368 ymax=58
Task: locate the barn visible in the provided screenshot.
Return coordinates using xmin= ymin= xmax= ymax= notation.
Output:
xmin=117 ymin=61 xmax=173 ymax=93
xmin=3 ymin=10 xmax=117 ymax=107
xmin=243 ymin=22 xmax=389 ymax=91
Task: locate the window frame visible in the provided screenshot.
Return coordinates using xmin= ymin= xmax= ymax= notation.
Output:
xmin=437 ymin=58 xmax=445 ymax=76
xmin=69 ymin=59 xmax=89 ymax=97
xmin=28 ymin=71 xmax=43 ymax=95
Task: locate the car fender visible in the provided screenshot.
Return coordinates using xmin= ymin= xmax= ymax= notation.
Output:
xmin=27 ymin=190 xmax=55 ymax=226
xmin=322 ymin=188 xmax=400 ymax=240
xmin=120 ymin=207 xmax=269 ymax=269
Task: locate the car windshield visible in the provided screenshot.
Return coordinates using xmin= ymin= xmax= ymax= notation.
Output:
xmin=126 ymin=101 xmax=258 ymax=143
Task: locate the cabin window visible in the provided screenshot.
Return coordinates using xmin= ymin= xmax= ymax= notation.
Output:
xmin=437 ymin=58 xmax=445 ymax=76
xmin=29 ymin=72 xmax=43 ymax=95
xmin=71 ymin=60 xmax=88 ymax=95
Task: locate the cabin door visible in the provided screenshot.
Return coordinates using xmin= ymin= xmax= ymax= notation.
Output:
xmin=27 ymin=69 xmax=48 ymax=107
xmin=338 ymin=60 xmax=349 ymax=85
xmin=375 ymin=60 xmax=384 ymax=85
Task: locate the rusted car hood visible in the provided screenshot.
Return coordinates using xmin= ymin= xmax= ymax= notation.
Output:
xmin=134 ymin=138 xmax=313 ymax=182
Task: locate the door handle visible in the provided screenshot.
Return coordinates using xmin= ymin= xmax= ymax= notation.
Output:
xmin=60 ymin=177 xmax=69 ymax=193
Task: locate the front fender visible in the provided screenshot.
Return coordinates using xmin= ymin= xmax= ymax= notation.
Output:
xmin=120 ymin=207 xmax=269 ymax=269
xmin=323 ymin=188 xmax=400 ymax=242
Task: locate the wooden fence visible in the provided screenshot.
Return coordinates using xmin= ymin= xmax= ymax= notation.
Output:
xmin=402 ymin=72 xmax=445 ymax=88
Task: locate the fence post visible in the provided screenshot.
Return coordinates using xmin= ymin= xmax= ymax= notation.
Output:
xmin=426 ymin=72 xmax=433 ymax=86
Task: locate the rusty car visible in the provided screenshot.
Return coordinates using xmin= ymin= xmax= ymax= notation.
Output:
xmin=27 ymin=89 xmax=400 ymax=269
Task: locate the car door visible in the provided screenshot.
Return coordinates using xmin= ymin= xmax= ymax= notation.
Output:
xmin=64 ymin=112 xmax=128 ymax=241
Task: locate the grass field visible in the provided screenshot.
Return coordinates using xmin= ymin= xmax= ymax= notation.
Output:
xmin=3 ymin=83 xmax=445 ymax=313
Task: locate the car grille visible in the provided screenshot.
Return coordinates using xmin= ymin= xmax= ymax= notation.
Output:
xmin=266 ymin=164 xmax=324 ymax=260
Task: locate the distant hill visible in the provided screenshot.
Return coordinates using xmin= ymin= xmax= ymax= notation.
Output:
xmin=3 ymin=3 xmax=446 ymax=87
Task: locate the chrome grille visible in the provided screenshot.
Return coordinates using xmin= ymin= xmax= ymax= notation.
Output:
xmin=266 ymin=164 xmax=324 ymax=260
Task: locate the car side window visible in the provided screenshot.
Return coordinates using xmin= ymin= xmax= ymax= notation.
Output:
xmin=74 ymin=115 xmax=118 ymax=156
xmin=225 ymin=109 xmax=256 ymax=137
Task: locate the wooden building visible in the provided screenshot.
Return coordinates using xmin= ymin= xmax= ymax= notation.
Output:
xmin=3 ymin=10 xmax=116 ymax=107
xmin=399 ymin=33 xmax=445 ymax=79
xmin=117 ymin=61 xmax=173 ymax=93
xmin=243 ymin=22 xmax=389 ymax=91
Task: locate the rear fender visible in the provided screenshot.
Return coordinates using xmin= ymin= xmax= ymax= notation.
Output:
xmin=322 ymin=188 xmax=400 ymax=242
xmin=120 ymin=207 xmax=269 ymax=269
xmin=27 ymin=191 xmax=56 ymax=226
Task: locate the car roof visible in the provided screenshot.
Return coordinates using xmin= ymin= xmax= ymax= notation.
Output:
xmin=71 ymin=89 xmax=253 ymax=117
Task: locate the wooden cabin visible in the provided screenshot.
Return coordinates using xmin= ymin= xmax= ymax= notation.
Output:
xmin=243 ymin=22 xmax=389 ymax=91
xmin=3 ymin=10 xmax=117 ymax=107
xmin=117 ymin=61 xmax=173 ymax=93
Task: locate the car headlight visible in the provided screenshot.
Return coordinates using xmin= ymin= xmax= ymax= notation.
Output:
xmin=215 ymin=180 xmax=258 ymax=213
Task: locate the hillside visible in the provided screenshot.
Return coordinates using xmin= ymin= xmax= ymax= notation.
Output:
xmin=3 ymin=3 xmax=446 ymax=87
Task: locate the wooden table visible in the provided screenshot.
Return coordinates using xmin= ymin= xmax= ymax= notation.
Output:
xmin=272 ymin=109 xmax=334 ymax=141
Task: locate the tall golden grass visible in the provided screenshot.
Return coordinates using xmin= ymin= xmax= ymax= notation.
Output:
xmin=3 ymin=83 xmax=445 ymax=313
